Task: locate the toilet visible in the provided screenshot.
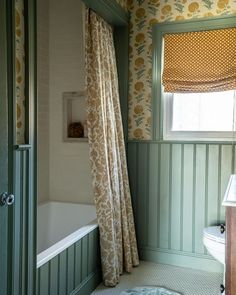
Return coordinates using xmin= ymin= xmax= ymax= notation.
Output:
xmin=203 ymin=226 xmax=226 ymax=294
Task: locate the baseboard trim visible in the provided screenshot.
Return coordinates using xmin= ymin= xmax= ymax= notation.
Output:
xmin=139 ymin=248 xmax=224 ymax=273
xmin=70 ymin=269 xmax=102 ymax=295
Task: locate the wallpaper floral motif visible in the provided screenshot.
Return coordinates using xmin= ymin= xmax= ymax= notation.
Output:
xmin=127 ymin=0 xmax=236 ymax=140
xmin=16 ymin=0 xmax=25 ymax=144
xmin=115 ymin=0 xmax=128 ymax=11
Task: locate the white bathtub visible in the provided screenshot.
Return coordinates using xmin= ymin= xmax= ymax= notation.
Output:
xmin=37 ymin=201 xmax=97 ymax=268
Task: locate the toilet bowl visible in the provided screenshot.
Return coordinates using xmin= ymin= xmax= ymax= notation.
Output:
xmin=203 ymin=226 xmax=226 ymax=293
xmin=203 ymin=226 xmax=225 ymax=265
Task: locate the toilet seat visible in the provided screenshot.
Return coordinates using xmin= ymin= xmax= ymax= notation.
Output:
xmin=203 ymin=226 xmax=225 ymax=244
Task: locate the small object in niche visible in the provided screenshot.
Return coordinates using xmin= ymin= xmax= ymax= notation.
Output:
xmin=68 ymin=122 xmax=84 ymax=138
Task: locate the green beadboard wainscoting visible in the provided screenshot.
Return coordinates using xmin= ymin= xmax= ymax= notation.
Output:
xmin=11 ymin=146 xmax=36 ymax=295
xmin=36 ymin=228 xmax=101 ymax=295
xmin=128 ymin=141 xmax=234 ymax=272
xmin=127 ymin=16 xmax=236 ymax=272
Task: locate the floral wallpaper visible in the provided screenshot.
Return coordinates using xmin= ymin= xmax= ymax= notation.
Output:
xmin=115 ymin=0 xmax=128 ymax=11
xmin=127 ymin=0 xmax=236 ymax=140
xmin=15 ymin=0 xmax=236 ymax=142
xmin=15 ymin=0 xmax=25 ymax=144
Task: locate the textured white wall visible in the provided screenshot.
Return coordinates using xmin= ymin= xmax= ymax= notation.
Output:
xmin=37 ymin=0 xmax=50 ymax=203
xmin=49 ymin=0 xmax=94 ymax=204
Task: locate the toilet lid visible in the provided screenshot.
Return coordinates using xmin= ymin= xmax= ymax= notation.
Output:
xmin=203 ymin=226 xmax=225 ymax=244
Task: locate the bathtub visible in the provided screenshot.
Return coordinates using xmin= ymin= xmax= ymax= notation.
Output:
xmin=36 ymin=201 xmax=102 ymax=295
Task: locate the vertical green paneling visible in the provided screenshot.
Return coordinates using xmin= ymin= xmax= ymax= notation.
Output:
xmin=207 ymin=145 xmax=219 ymax=225
xmin=128 ymin=141 xmax=234 ymax=271
xmin=147 ymin=143 xmax=159 ymax=248
xmin=220 ymin=145 xmax=232 ymax=221
xmin=234 ymin=145 xmax=236 ymax=173
xmin=49 ymin=257 xmax=59 ymax=295
xmin=182 ymin=144 xmax=194 ymax=253
xmin=59 ymin=250 xmax=67 ymax=295
xmin=127 ymin=143 xmax=138 ymax=218
xmin=67 ymin=245 xmax=75 ymax=293
xmin=36 ymin=269 xmax=39 ymax=295
xmin=75 ymin=240 xmax=82 ymax=287
xmin=88 ymin=232 xmax=96 ymax=273
xmin=170 ymin=144 xmax=182 ymax=251
xmin=21 ymin=151 xmax=27 ymax=294
xmin=13 ymin=152 xmax=21 ymax=295
xmin=194 ymin=145 xmax=206 ymax=254
xmin=39 ymin=264 xmax=49 ymax=295
xmin=12 ymin=149 xmax=33 ymax=295
xmin=159 ymin=144 xmax=170 ymax=249
xmin=137 ymin=144 xmax=148 ymax=247
xmin=37 ymin=227 xmax=101 ymax=295
xmin=82 ymin=236 xmax=88 ymax=281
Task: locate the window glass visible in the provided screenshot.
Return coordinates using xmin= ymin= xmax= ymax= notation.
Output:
xmin=163 ymin=90 xmax=236 ymax=141
xmin=172 ymin=91 xmax=235 ymax=132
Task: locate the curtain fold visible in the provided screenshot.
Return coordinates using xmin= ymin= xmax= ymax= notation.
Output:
xmin=162 ymin=28 xmax=236 ymax=93
xmin=85 ymin=9 xmax=139 ymax=287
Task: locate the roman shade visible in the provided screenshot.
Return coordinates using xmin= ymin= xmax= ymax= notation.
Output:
xmin=162 ymin=28 xmax=236 ymax=93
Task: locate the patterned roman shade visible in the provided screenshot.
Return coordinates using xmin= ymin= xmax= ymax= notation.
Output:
xmin=162 ymin=28 xmax=236 ymax=93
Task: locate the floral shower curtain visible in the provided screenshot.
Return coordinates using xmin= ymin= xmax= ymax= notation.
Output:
xmin=85 ymin=9 xmax=139 ymax=287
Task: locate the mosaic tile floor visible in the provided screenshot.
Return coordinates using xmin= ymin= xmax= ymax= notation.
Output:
xmin=91 ymin=261 xmax=223 ymax=295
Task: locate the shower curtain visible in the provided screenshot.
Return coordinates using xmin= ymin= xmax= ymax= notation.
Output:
xmin=85 ymin=9 xmax=139 ymax=287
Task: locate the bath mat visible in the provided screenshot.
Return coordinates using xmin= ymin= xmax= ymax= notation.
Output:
xmin=120 ymin=286 xmax=181 ymax=295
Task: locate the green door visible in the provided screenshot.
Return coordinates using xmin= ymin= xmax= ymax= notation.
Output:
xmin=0 ymin=1 xmax=11 ymax=294
xmin=0 ymin=1 xmax=37 ymax=294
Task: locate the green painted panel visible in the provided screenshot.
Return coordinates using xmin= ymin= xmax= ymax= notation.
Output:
xmin=140 ymin=248 xmax=223 ymax=273
xmin=36 ymin=270 xmax=39 ymax=295
xmin=159 ymin=144 xmax=170 ymax=249
xmin=207 ymin=145 xmax=220 ymax=225
xmin=11 ymin=150 xmax=33 ymax=295
xmin=12 ymin=152 xmax=21 ymax=295
xmin=49 ymin=257 xmax=59 ymax=295
xmin=127 ymin=143 xmax=138 ymax=218
xmin=21 ymin=151 xmax=27 ymax=295
xmin=137 ymin=144 xmax=148 ymax=247
xmin=170 ymin=144 xmax=182 ymax=251
xmin=70 ymin=270 xmax=102 ymax=295
xmin=59 ymin=250 xmax=67 ymax=295
xmin=234 ymin=145 xmax=236 ymax=173
xmin=220 ymin=145 xmax=232 ymax=221
xmin=127 ymin=141 xmax=232 ymax=271
xmin=88 ymin=232 xmax=95 ymax=273
xmin=194 ymin=145 xmax=206 ymax=254
xmin=37 ymin=227 xmax=101 ymax=295
xmin=75 ymin=240 xmax=82 ymax=286
xmin=95 ymin=229 xmax=101 ymax=268
xmin=82 ymin=236 xmax=89 ymax=281
xmin=182 ymin=144 xmax=194 ymax=253
xmin=67 ymin=245 xmax=75 ymax=293
xmin=39 ymin=264 xmax=49 ymax=295
xmin=147 ymin=143 xmax=159 ymax=248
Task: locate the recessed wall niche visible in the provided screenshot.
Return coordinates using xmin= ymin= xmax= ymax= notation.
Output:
xmin=63 ymin=91 xmax=88 ymax=142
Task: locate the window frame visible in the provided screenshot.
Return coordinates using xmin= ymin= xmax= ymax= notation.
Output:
xmin=152 ymin=15 xmax=236 ymax=142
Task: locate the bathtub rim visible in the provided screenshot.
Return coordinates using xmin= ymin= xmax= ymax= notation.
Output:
xmin=37 ymin=219 xmax=98 ymax=268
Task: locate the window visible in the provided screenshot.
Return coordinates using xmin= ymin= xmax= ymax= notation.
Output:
xmin=164 ymin=90 xmax=236 ymax=141
xmin=152 ymin=17 xmax=236 ymax=141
